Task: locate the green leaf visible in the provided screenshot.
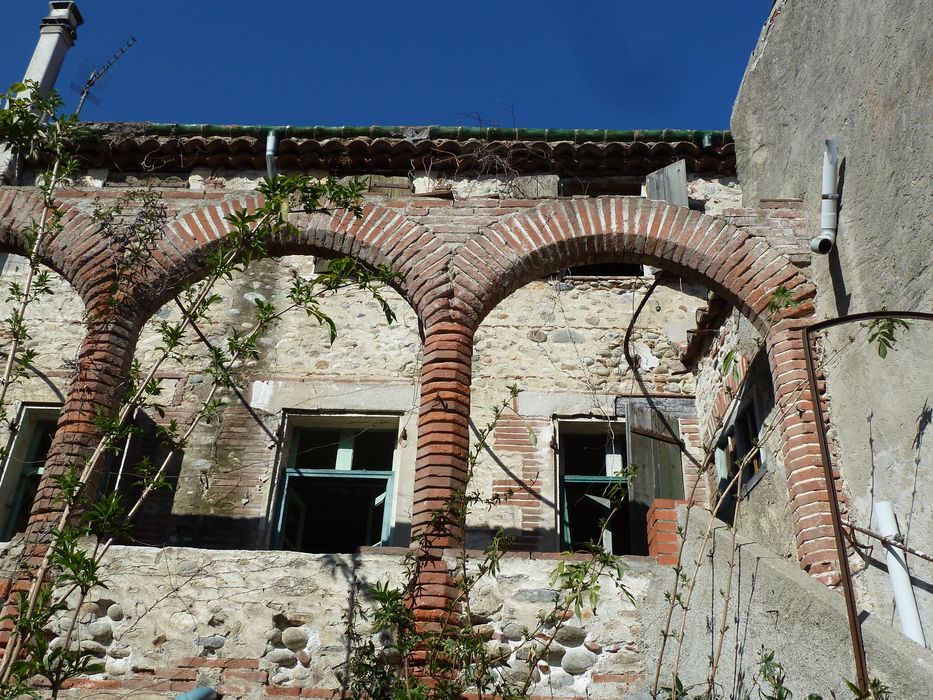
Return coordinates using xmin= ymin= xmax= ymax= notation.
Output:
xmin=525 ymin=424 xmax=537 ymax=447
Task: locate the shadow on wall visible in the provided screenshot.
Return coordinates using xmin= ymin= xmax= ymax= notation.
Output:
xmin=828 ymin=157 xmax=850 ymax=316
xmin=855 ymin=402 xmax=933 ymax=603
xmin=464 ymin=525 xmax=558 ymax=552
xmin=0 ymin=350 xmax=65 ymax=402
xmin=102 ymin=409 xmax=185 ymax=547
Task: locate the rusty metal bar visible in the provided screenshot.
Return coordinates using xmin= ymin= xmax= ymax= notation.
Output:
xmin=801 ymin=310 xmax=933 ymax=693
xmin=842 ymin=519 xmax=933 ymax=565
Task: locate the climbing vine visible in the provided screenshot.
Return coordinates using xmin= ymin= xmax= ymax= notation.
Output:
xmin=338 ymin=387 xmax=632 ymax=700
xmin=0 ymin=82 xmax=397 ymax=698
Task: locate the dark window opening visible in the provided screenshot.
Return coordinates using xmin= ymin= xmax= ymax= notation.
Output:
xmin=277 ymin=424 xmax=397 ymax=553
xmin=3 ymin=417 xmax=56 ymax=540
xmin=716 ymin=401 xmax=765 ymax=524
xmin=559 ymin=178 xmax=643 ymax=197
xmin=560 ymin=406 xmax=687 ymax=556
xmin=564 ymin=262 xmax=644 ymax=277
xmin=282 ymin=476 xmax=387 ymax=553
xmin=559 ymin=425 xmax=630 ymax=555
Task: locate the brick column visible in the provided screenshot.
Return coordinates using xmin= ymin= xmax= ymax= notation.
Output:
xmin=410 ymin=321 xmax=474 ymax=630
xmin=0 ymin=310 xmax=141 ymax=649
xmin=25 ymin=309 xmax=143 ymax=545
xmin=647 ymin=499 xmax=687 ymax=565
xmin=766 ymin=320 xmax=841 ymax=584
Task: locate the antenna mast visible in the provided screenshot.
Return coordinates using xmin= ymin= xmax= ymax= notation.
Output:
xmin=74 ymin=36 xmax=137 ymax=116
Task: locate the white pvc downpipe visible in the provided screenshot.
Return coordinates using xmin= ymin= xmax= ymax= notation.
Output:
xmin=875 ymin=501 xmax=926 ymax=646
xmin=810 ymin=139 xmax=840 ymax=254
xmin=265 ymin=130 xmax=277 ymax=180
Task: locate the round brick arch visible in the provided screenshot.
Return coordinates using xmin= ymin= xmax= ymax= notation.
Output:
xmin=0 ymin=189 xmax=841 ymax=637
xmin=441 ymin=197 xmax=838 ymax=584
xmin=0 ymin=189 xmax=122 ymax=312
xmin=134 ymin=197 xmax=446 ymax=319
xmin=0 ymin=191 xmax=453 ymax=543
xmin=0 ymin=189 xmax=145 ymax=548
xmin=452 ymin=197 xmax=814 ymax=331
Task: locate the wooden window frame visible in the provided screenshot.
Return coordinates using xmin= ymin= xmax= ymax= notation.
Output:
xmin=273 ymin=414 xmax=400 ymax=552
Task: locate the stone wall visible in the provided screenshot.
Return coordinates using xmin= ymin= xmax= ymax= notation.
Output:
xmin=5 ymin=508 xmax=930 ymax=699
xmin=0 ymin=159 xmax=837 ymax=691
xmin=0 ymin=180 xmax=830 ymax=574
xmin=15 ymin=544 xmax=653 ymax=700
xmin=0 ymin=254 xmax=82 ymax=404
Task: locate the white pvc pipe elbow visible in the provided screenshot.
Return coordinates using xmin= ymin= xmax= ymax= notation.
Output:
xmin=875 ymin=501 xmax=926 ymax=646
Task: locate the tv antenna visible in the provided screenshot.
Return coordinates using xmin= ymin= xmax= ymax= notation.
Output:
xmin=70 ymin=36 xmax=137 ymax=116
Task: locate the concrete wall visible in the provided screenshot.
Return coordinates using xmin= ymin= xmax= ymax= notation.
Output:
xmin=732 ymin=0 xmax=933 ymax=643
xmin=644 ymin=506 xmax=933 ymax=699
xmin=732 ymin=0 xmax=932 ymax=313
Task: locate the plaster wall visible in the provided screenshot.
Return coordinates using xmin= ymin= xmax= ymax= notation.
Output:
xmin=732 ymin=0 xmax=933 ymax=641
xmin=817 ymin=327 xmax=933 ymax=640
xmin=643 ymin=506 xmax=933 ymax=699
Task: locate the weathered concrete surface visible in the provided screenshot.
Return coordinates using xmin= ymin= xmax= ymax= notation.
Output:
xmin=732 ymin=0 xmax=933 ymax=640
xmin=820 ymin=329 xmax=933 ymax=639
xmin=732 ymin=0 xmax=933 ymax=313
xmin=644 ymin=506 xmax=933 ymax=698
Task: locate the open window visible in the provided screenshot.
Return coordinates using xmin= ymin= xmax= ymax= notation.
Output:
xmin=274 ymin=415 xmax=399 ymax=553
xmin=714 ymin=398 xmax=765 ymax=522
xmin=712 ymin=349 xmax=774 ymax=523
xmin=0 ymin=404 xmax=59 ymax=541
xmin=557 ymin=420 xmax=630 ymax=554
xmin=556 ymin=408 xmax=687 ymax=555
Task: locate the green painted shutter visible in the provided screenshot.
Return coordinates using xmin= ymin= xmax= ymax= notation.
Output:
xmin=626 ymin=401 xmax=685 ymax=554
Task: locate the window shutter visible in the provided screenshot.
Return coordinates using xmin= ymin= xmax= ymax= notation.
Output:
xmin=626 ymin=401 xmax=685 ymax=554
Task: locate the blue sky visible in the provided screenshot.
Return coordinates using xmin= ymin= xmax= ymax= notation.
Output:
xmin=1 ymin=1 xmax=770 ymax=130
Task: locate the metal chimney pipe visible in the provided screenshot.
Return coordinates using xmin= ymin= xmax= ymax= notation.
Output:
xmin=20 ymin=2 xmax=84 ymax=98
xmin=1 ymin=2 xmax=82 ymax=183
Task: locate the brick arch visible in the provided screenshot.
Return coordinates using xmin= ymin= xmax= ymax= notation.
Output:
xmin=1 ymin=192 xmax=457 ymax=541
xmin=0 ymin=192 xmax=149 ymax=556
xmin=134 ymin=197 xmax=446 ymax=321
xmin=132 ymin=196 xmax=468 ymax=632
xmin=444 ymin=196 xmax=838 ymax=584
xmin=452 ymin=197 xmax=814 ymax=333
xmin=0 ymin=189 xmax=122 ymax=317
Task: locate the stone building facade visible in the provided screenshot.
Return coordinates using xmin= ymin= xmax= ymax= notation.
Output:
xmin=0 ymin=0 xmax=931 ymax=696
xmin=0 ymin=127 xmax=835 ymax=698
